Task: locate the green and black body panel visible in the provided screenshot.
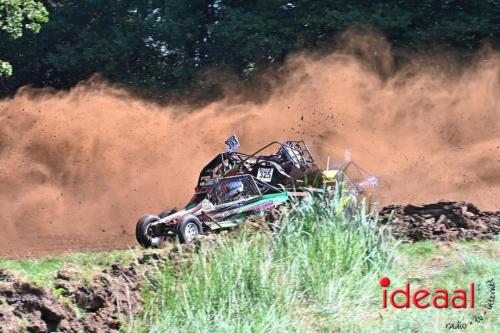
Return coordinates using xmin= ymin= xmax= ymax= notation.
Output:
xmin=200 ymin=192 xmax=290 ymax=230
xmin=147 ymin=174 xmax=303 ymax=238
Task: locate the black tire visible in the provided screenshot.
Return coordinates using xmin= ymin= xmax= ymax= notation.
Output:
xmin=136 ymin=214 xmax=163 ymax=248
xmin=159 ymin=209 xmax=177 ymax=219
xmin=175 ymin=214 xmax=202 ymax=243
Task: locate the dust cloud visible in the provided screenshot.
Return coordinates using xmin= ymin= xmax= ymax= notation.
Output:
xmin=0 ymin=35 xmax=498 ymax=256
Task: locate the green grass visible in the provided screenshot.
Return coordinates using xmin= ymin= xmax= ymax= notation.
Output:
xmin=360 ymin=241 xmax=500 ymax=333
xmin=127 ymin=192 xmax=396 ymax=332
xmin=126 ymin=192 xmax=498 ymax=333
xmin=0 ymin=249 xmax=139 ymax=287
xmin=1 ymin=192 xmax=498 ymax=333
xmin=397 ymin=240 xmax=441 ymax=261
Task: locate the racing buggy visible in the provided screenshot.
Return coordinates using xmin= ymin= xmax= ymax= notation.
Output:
xmin=135 ymin=136 xmax=377 ymax=248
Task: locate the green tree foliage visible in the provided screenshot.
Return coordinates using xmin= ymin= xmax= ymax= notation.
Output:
xmin=0 ymin=0 xmax=48 ymax=76
xmin=0 ymin=1 xmax=498 ymax=96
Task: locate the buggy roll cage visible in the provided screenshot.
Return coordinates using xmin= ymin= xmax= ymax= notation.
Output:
xmin=196 ymin=140 xmax=315 ymax=186
xmin=233 ymin=140 xmax=315 ymax=166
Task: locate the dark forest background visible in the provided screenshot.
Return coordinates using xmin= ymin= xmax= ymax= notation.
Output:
xmin=1 ymin=1 xmax=499 ymax=101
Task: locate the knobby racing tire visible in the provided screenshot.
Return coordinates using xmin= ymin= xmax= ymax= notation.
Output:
xmin=159 ymin=209 xmax=177 ymax=219
xmin=175 ymin=214 xmax=202 ymax=243
xmin=136 ymin=214 xmax=164 ymax=248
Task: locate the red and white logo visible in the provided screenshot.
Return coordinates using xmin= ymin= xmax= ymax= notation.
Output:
xmin=380 ymin=277 xmax=475 ymax=309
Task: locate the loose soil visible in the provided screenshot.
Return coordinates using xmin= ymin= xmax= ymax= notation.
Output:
xmin=0 ymin=233 xmax=223 ymax=333
xmin=380 ymin=201 xmax=500 ymax=241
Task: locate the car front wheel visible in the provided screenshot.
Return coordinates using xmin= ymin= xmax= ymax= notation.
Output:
xmin=136 ymin=214 xmax=163 ymax=248
xmin=175 ymin=214 xmax=202 ymax=243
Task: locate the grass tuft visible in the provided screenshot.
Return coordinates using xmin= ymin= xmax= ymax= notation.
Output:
xmin=129 ymin=190 xmax=395 ymax=332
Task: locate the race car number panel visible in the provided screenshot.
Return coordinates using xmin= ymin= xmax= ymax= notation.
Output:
xmin=224 ymin=135 xmax=240 ymax=152
xmin=256 ymin=168 xmax=274 ymax=182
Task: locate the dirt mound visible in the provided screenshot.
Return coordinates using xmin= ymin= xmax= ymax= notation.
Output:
xmin=0 ymin=264 xmax=142 ymax=332
xmin=0 ymin=233 xmax=224 ymax=332
xmin=0 ymin=270 xmax=79 ymax=333
xmin=0 ymin=272 xmax=78 ymax=333
xmin=380 ymin=201 xmax=500 ymax=241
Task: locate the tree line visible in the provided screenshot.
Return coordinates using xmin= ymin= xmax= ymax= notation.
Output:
xmin=0 ymin=0 xmax=498 ymax=100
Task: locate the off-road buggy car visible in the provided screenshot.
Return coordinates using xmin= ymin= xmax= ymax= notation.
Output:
xmin=136 ymin=136 xmax=377 ymax=248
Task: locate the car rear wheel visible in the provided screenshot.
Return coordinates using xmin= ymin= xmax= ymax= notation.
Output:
xmin=136 ymin=214 xmax=163 ymax=248
xmin=175 ymin=214 xmax=202 ymax=243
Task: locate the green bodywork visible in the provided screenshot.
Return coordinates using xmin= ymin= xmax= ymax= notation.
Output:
xmin=204 ymin=192 xmax=290 ymax=230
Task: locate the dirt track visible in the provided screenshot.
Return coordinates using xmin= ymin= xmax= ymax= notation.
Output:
xmin=0 ymin=36 xmax=499 ymax=257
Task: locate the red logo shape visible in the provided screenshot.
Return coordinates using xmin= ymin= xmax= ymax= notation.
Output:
xmin=379 ymin=277 xmax=475 ymax=309
xmin=379 ymin=276 xmax=391 ymax=287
